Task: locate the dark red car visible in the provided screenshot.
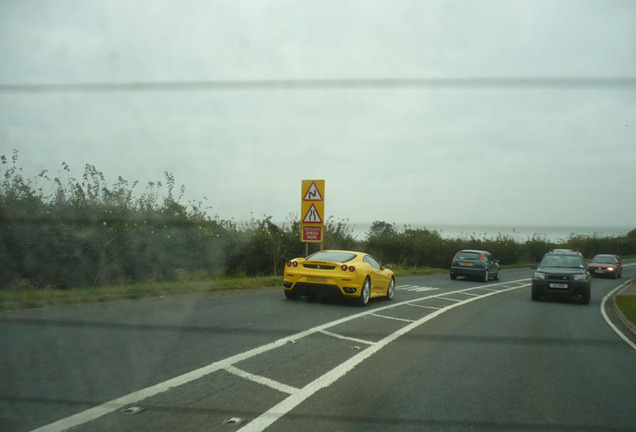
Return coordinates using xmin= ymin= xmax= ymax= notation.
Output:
xmin=588 ymin=254 xmax=623 ymax=278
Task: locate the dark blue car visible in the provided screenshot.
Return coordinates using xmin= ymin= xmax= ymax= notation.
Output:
xmin=450 ymin=249 xmax=500 ymax=282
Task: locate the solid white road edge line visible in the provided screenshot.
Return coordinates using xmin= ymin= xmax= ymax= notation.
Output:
xmin=236 ymin=284 xmax=527 ymax=432
xmin=600 ymin=278 xmax=636 ymax=351
xmin=28 ymin=278 xmax=530 ymax=432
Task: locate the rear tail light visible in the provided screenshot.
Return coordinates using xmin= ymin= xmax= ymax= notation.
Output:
xmin=454 ymin=252 xmax=460 ymax=258
xmin=341 ymin=264 xmax=348 ymax=271
xmin=287 ymin=261 xmax=298 ymax=267
xmin=349 ymin=265 xmax=356 ymax=272
xmin=340 ymin=265 xmax=356 ymax=272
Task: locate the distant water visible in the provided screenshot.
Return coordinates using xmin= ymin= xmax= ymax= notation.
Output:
xmin=348 ymin=223 xmax=632 ymax=242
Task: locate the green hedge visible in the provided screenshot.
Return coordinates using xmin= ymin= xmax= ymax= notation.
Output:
xmin=1 ymin=151 xmax=634 ymax=290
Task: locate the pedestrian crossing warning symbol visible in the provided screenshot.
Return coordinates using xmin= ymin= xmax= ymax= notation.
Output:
xmin=303 ymin=182 xmax=323 ymax=201
xmin=302 ymin=204 xmax=322 ymax=223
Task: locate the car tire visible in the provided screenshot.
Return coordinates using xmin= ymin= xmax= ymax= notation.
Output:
xmin=385 ymin=277 xmax=395 ymax=300
xmin=581 ymin=285 xmax=590 ymax=305
xmin=494 ymin=270 xmax=500 ymax=281
xmin=483 ymin=270 xmax=489 ymax=282
xmin=355 ymin=277 xmax=371 ymax=306
xmin=450 ymin=273 xmax=457 ymax=280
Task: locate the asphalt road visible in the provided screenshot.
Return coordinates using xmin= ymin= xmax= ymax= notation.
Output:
xmin=1 ymin=263 xmax=635 ymax=432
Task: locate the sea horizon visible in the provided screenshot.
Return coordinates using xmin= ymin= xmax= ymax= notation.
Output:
xmin=347 ymin=223 xmax=633 ymax=242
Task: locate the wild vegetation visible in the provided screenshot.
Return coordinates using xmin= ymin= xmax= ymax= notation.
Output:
xmin=1 ymin=150 xmax=635 ymax=292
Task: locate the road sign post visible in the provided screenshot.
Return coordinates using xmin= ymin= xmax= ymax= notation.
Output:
xmin=300 ymin=180 xmax=325 ymax=248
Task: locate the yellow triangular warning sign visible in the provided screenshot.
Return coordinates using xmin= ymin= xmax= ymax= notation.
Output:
xmin=303 ymin=182 xmax=323 ymax=201
xmin=302 ymin=204 xmax=323 ymax=223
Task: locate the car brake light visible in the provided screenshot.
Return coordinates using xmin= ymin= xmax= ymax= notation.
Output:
xmin=286 ymin=261 xmax=292 ymax=267
xmin=293 ymin=261 xmax=298 ymax=267
xmin=341 ymin=264 xmax=348 ymax=271
xmin=349 ymin=265 xmax=356 ymax=272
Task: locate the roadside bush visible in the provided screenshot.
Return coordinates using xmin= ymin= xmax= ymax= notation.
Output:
xmin=1 ymin=151 xmax=634 ymax=290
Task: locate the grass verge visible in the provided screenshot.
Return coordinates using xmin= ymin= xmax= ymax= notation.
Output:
xmin=0 ymin=276 xmax=282 ymax=313
xmin=616 ymin=295 xmax=636 ymax=326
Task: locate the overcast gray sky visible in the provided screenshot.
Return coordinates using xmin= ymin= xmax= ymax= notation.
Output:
xmin=1 ymin=0 xmax=635 ymax=234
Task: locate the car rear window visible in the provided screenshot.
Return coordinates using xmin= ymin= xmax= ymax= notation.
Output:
xmin=456 ymin=251 xmax=482 ymax=260
xmin=307 ymin=251 xmax=357 ymax=263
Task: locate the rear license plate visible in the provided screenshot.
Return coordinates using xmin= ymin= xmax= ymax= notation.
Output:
xmin=460 ymin=262 xmax=473 ymax=267
xmin=549 ymin=283 xmax=568 ymax=289
xmin=595 ymin=269 xmax=604 ymax=273
xmin=307 ymin=276 xmax=327 ymax=282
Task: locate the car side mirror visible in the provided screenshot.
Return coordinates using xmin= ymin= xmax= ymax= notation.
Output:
xmin=530 ymin=265 xmax=538 ymax=270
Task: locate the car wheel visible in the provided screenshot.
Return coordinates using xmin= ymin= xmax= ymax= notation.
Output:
xmin=356 ymin=277 xmax=371 ymax=306
xmin=494 ymin=269 xmax=500 ymax=281
xmin=450 ymin=273 xmax=457 ymax=280
xmin=385 ymin=277 xmax=395 ymax=300
xmin=581 ymin=285 xmax=590 ymax=305
xmin=483 ymin=270 xmax=489 ymax=282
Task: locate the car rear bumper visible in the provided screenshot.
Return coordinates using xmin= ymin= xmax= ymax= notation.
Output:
xmin=284 ymin=282 xmax=359 ymax=299
xmin=450 ymin=265 xmax=486 ymax=278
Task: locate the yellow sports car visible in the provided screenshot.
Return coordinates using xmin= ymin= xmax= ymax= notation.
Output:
xmin=283 ymin=250 xmax=395 ymax=306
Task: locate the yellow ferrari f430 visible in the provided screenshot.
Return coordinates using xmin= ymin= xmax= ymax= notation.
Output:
xmin=283 ymin=250 xmax=395 ymax=306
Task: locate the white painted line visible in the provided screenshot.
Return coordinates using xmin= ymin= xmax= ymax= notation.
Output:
xmin=319 ymin=330 xmax=375 ymax=346
xmin=407 ymin=303 xmax=442 ymax=310
xmin=436 ymin=296 xmax=462 ymax=302
xmin=370 ymin=313 xmax=416 ymax=323
xmin=410 ymin=287 xmax=439 ymax=292
xmin=237 ymin=284 xmax=525 ymax=432
xmin=225 ymin=366 xmax=299 ymax=395
xmin=600 ymin=279 xmax=636 ymax=351
xmin=460 ymin=292 xmax=481 ymax=297
xmin=29 ymin=278 xmax=531 ymax=432
xmin=397 ymin=285 xmax=419 ymax=290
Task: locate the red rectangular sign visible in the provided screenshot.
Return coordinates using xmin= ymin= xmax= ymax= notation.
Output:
xmin=302 ymin=225 xmax=323 ymax=243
